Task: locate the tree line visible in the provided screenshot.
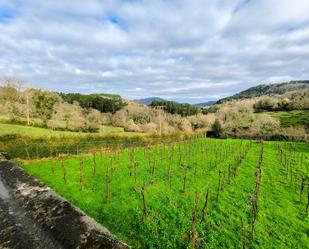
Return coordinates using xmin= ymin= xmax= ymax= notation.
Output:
xmin=150 ymin=100 xmax=200 ymax=117
xmin=60 ymin=93 xmax=125 ymax=113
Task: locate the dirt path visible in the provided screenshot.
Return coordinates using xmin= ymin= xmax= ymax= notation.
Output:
xmin=0 ymin=160 xmax=130 ymax=249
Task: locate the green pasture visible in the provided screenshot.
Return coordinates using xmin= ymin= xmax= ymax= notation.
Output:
xmin=266 ymin=110 xmax=309 ymax=127
xmin=0 ymin=123 xmax=142 ymax=138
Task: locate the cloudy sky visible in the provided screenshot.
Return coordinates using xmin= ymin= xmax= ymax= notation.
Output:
xmin=0 ymin=0 xmax=309 ymax=103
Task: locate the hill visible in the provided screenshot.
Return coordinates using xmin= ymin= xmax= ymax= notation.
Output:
xmin=217 ymin=80 xmax=309 ymax=104
xmin=135 ymin=97 xmax=167 ymax=105
xmin=193 ymin=100 xmax=216 ymax=107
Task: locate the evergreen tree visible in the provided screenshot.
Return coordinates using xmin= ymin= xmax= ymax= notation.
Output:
xmin=212 ymin=119 xmax=223 ymax=138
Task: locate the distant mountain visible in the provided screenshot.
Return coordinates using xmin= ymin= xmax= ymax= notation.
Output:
xmin=217 ymin=80 xmax=309 ymax=104
xmin=193 ymin=101 xmax=216 ymax=108
xmin=135 ymin=97 xmax=168 ymax=105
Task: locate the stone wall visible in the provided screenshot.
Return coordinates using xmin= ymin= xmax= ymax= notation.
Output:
xmin=0 ymin=161 xmax=130 ymax=249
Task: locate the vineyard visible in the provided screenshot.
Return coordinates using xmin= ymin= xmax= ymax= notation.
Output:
xmin=22 ymin=138 xmax=309 ymax=249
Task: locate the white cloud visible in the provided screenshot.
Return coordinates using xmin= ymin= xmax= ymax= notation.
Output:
xmin=0 ymin=0 xmax=309 ymax=103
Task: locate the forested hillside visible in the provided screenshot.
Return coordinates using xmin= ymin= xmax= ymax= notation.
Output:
xmin=150 ymin=100 xmax=200 ymax=116
xmin=217 ymin=80 xmax=309 ymax=103
xmin=60 ymin=93 xmax=125 ymax=113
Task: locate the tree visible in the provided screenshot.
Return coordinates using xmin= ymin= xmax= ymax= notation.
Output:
xmin=33 ymin=90 xmax=60 ymax=125
xmin=22 ymin=88 xmax=36 ymax=125
xmin=85 ymin=109 xmax=101 ymax=131
xmin=212 ymin=119 xmax=223 ymax=138
xmin=111 ymin=110 xmax=127 ymax=127
xmin=47 ymin=102 xmax=88 ymax=132
xmin=0 ymin=78 xmax=23 ymax=120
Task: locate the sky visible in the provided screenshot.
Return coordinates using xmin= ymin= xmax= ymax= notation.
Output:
xmin=0 ymin=0 xmax=309 ymax=103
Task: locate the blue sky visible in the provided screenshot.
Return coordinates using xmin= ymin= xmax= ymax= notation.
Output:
xmin=0 ymin=0 xmax=309 ymax=103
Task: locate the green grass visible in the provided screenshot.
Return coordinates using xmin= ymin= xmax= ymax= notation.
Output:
xmin=0 ymin=123 xmax=88 ymax=137
xmin=0 ymin=114 xmax=44 ymax=126
xmin=0 ymin=123 xmax=142 ymax=138
xmin=265 ymin=110 xmax=309 ymax=127
xmin=22 ymin=138 xmax=309 ymax=248
xmin=0 ymin=114 xmax=144 ymax=137
xmin=99 ymin=125 xmax=125 ymax=133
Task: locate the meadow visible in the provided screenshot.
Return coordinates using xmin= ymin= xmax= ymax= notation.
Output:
xmin=0 ymin=123 xmax=142 ymax=138
xmin=22 ymin=138 xmax=309 ymax=249
xmin=266 ymin=110 xmax=309 ymax=127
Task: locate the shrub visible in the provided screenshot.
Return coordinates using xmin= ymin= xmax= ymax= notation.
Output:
xmin=125 ymin=119 xmax=142 ymax=132
xmin=140 ymin=122 xmax=158 ymax=133
xmin=85 ymin=109 xmax=101 ymax=131
xmin=111 ymin=110 xmax=127 ymax=127
xmin=253 ymin=97 xmax=277 ymax=112
xmin=281 ymin=126 xmax=307 ymax=141
xmin=188 ymin=114 xmax=208 ymax=130
xmin=180 ymin=118 xmax=192 ymax=132
xmin=212 ymin=119 xmax=223 ymax=138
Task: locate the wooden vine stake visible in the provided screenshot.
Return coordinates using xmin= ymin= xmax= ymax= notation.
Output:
xmin=93 ymin=151 xmax=97 ymax=176
xmin=129 ymin=146 xmax=134 ymax=176
xmin=104 ymin=162 xmax=110 ymax=202
xmin=221 ymin=167 xmax=226 ymax=191
xmin=217 ymin=170 xmax=222 ymax=200
xmin=61 ymin=157 xmax=67 ymax=183
xmin=251 ymin=143 xmax=264 ymax=244
xmin=141 ymin=184 xmax=148 ymax=222
xmin=300 ymin=176 xmax=305 ymax=201
xmin=194 ymin=161 xmax=198 ymax=179
xmin=79 ymin=158 xmax=83 ymax=190
xmin=134 ymin=161 xmax=138 ymax=191
xmin=294 ymin=173 xmax=298 ymax=192
xmin=141 ymin=180 xmax=154 ymax=222
xmin=201 ymin=189 xmax=210 ymax=223
xmin=181 ymin=164 xmax=189 ymax=195
xmin=50 ymin=163 xmax=55 ymax=175
xmin=151 ymin=160 xmax=156 ymax=176
xmin=228 ymin=163 xmax=231 ymax=184
xmin=183 ymin=173 xmax=187 ymax=195
xmin=191 ymin=191 xmax=200 ymax=247
xmin=241 ymin=218 xmax=246 ymax=249
xmin=168 ymin=157 xmax=172 ymax=190
xmin=306 ymin=186 xmax=309 ymax=213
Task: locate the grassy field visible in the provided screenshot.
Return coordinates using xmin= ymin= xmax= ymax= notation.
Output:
xmin=0 ymin=123 xmax=142 ymax=138
xmin=22 ymin=138 xmax=309 ymax=248
xmin=266 ymin=110 xmax=309 ymax=127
